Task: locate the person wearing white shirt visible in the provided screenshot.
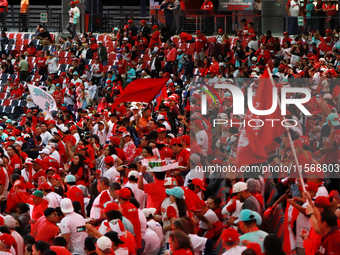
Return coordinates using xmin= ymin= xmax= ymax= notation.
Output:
xmin=195 ymin=128 xmax=209 ymax=157
xmin=90 ymin=178 xmax=113 ymax=219
xmin=89 ymin=120 xmax=109 ymax=146
xmin=143 ymin=208 xmax=163 ymax=244
xmin=103 ymin=157 xmax=120 ymax=184
xmin=40 ymin=123 xmax=53 ymax=145
xmin=45 ymin=54 xmax=59 ymax=75
xmin=125 ymin=171 xmax=146 ymax=209
xmin=59 ymin=198 xmax=88 ymax=255
xmin=198 ymin=205 xmax=219 ymax=231
xmin=41 ymin=183 xmax=62 ymax=208
xmin=4 ymin=215 xmax=24 ymax=255
xmin=48 ymin=143 xmax=61 ymax=164
xmin=143 ymin=228 xmax=161 ymax=255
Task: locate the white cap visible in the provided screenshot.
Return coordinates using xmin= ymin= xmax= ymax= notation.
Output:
xmin=45 ymin=145 xmax=53 ymax=153
xmin=335 ymin=34 xmax=339 ymax=38
xmin=24 ymin=158 xmax=32 ymax=164
xmin=49 ymin=143 xmax=56 ymax=148
xmin=157 ymin=115 xmax=166 ymax=121
xmin=4 ymin=215 xmax=16 ymax=229
xmin=98 ymin=40 xmax=103 ymax=44
xmin=24 ymin=134 xmax=30 ymax=138
xmin=2 ymin=116 xmax=8 ymax=120
xmin=251 ymin=56 xmax=257 ymax=61
xmin=142 ymin=208 xmax=157 ymax=218
xmin=39 ymin=148 xmax=50 ymax=155
xmin=232 ymin=181 xmax=248 ymax=193
xmin=219 ymin=113 xmax=228 ymax=119
xmin=97 ymin=236 xmax=112 ymax=251
xmin=311 ymin=85 xmax=318 ymax=90
xmin=291 ymin=40 xmax=297 ymax=44
xmin=128 ymin=170 xmax=139 ymax=178
xmin=14 ymin=141 xmax=23 ymax=147
xmin=323 ymin=93 xmax=332 ymax=100
xmin=130 ymin=105 xmax=138 ymax=110
xmin=61 ymin=127 xmax=68 ymax=133
xmin=60 ymin=198 xmax=74 ymax=213
xmin=81 ymin=74 xmax=87 ymax=79
xmin=319 ymin=58 xmax=326 ymax=62
xmin=253 ymin=67 xmax=260 ymax=73
xmin=320 ymin=67 xmax=327 ymax=72
xmin=122 ymin=131 xmax=131 ymax=138
xmin=123 ymin=37 xmax=128 ymax=41
xmin=230 ymin=135 xmax=238 ymax=143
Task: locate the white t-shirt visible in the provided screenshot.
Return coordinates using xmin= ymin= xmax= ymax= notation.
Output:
xmin=51 ymin=150 xmax=61 ymax=164
xmin=114 ymin=247 xmax=129 ymax=255
xmin=12 ymin=231 xmax=24 ymax=255
xmin=147 ymin=219 xmax=163 ymax=244
xmin=103 ymin=166 xmax=120 ymax=184
xmin=199 ymin=209 xmax=219 ymax=230
xmin=0 ymin=252 xmax=13 ymax=255
xmin=125 ymin=182 xmax=146 ymax=209
xmin=90 ymin=190 xmax=113 ymax=219
xmin=40 ymin=131 xmax=53 ymax=145
xmin=184 ymin=168 xmax=204 ymax=187
xmin=73 ymin=133 xmax=80 ymax=144
xmin=144 ymin=228 xmax=161 ymax=255
xmin=196 ymin=130 xmax=208 ymax=156
xmin=138 ymin=209 xmax=147 ymax=238
xmin=222 ymin=246 xmax=247 ymax=255
xmin=189 ymin=234 xmax=207 ymax=255
xmin=92 ymin=124 xmax=108 ymax=146
xmin=295 ymin=202 xmax=310 ymax=248
xmin=248 ymin=40 xmax=259 ymax=51
xmin=59 ymin=212 xmax=88 ymax=255
xmin=45 ymin=192 xmax=62 ymax=208
xmin=21 ymin=169 xmax=36 ymax=183
xmin=288 ymin=0 xmax=300 ymax=17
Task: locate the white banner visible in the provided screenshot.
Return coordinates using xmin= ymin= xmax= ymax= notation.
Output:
xmin=27 ymin=85 xmax=58 ymax=112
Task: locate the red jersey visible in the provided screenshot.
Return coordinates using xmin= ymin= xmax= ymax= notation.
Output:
xmin=6 ymin=187 xmax=28 ymax=213
xmin=135 ymin=37 xmax=148 ymax=51
xmin=144 ymin=179 xmax=167 ymax=214
xmin=120 ymin=201 xmax=142 ymax=249
xmin=318 ymin=228 xmax=340 ymax=255
xmin=116 ymin=59 xmax=127 ymax=75
xmin=32 ymin=216 xmax=59 ymax=243
xmin=32 ymin=169 xmax=47 ymax=183
xmin=10 ymin=88 xmax=23 ymax=99
xmin=62 ymin=135 xmax=77 ymax=147
xmin=180 ymin=32 xmax=193 ymax=42
xmin=65 ymin=186 xmax=84 ymax=214
xmin=37 ymin=57 xmax=47 ymax=69
xmin=150 ymin=31 xmax=160 ymax=45
xmin=195 ymin=35 xmax=208 ymax=53
xmin=176 ymin=148 xmax=190 ymax=167
xmin=9 ymin=154 xmax=22 ymax=171
xmin=53 ymin=88 xmax=65 ymax=105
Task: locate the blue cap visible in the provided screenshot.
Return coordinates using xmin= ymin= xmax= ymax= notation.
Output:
xmin=8 ymin=136 xmax=16 ymax=141
xmin=326 ymin=113 xmax=340 ymax=126
xmin=65 ymin=175 xmax=76 ymax=183
xmin=234 ymin=209 xmax=262 ymax=226
xmin=56 ymin=83 xmax=61 ymax=86
xmin=5 ymin=119 xmax=12 ymax=123
xmin=166 ymin=187 xmax=184 ymax=199
xmin=73 ymin=72 xmax=78 ymax=76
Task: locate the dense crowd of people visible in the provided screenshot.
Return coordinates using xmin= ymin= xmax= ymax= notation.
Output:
xmin=0 ymin=7 xmax=340 ymax=255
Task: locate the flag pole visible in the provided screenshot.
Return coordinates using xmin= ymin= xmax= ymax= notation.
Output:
xmin=266 ymin=66 xmax=307 ymax=193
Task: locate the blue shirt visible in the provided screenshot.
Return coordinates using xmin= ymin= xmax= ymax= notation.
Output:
xmin=239 ymin=230 xmax=268 ymax=252
xmin=306 ymin=3 xmax=315 ymax=18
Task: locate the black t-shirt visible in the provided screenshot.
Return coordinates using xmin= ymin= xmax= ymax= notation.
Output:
xmin=38 ymin=31 xmax=51 ymax=40
xmin=23 ymin=148 xmax=39 ymax=159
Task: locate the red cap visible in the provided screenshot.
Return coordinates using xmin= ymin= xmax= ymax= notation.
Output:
xmin=140 ymin=19 xmax=146 ymax=23
xmin=51 ymin=174 xmax=61 ymax=181
xmin=115 ymin=187 xmax=131 ymax=199
xmin=46 ymin=167 xmax=57 ymax=173
xmin=69 ymin=125 xmax=77 ymax=130
xmin=163 ymin=177 xmax=178 ymax=187
xmin=222 ymin=228 xmax=239 ymax=242
xmin=110 ymin=136 xmax=121 ymax=147
xmin=193 ymin=119 xmax=204 ymax=129
xmin=315 ymin=196 xmax=331 ymax=208
xmin=33 ymin=158 xmax=42 ymax=165
xmin=60 ymin=72 xmax=66 ymax=76
xmin=40 ymin=182 xmax=52 ymax=190
xmin=300 ymin=135 xmax=310 ymax=146
xmin=170 ymin=138 xmax=181 ymax=146
xmin=297 ymin=70 xmax=304 ymax=76
xmin=0 ymin=233 xmax=15 ymax=247
xmin=191 ymin=178 xmax=206 ymax=191
xmin=180 ymin=135 xmax=190 ymax=145
xmin=104 ymin=156 xmax=114 ymax=165
xmin=157 ymin=127 xmax=167 ymax=133
xmin=283 ymin=31 xmax=288 ymax=35
xmin=212 ymin=37 xmax=217 ymax=42
xmin=15 ymin=78 xmax=20 ymax=83
xmin=76 ymin=145 xmax=87 ymax=153
xmin=163 ymin=72 xmax=170 ymax=78
xmin=61 ymin=106 xmax=67 ymax=112
xmin=128 ymin=19 xmax=133 ymax=23
xmin=196 ymin=30 xmax=201 ymax=34
xmin=152 ymin=25 xmax=158 ymax=29
xmin=118 ymin=127 xmax=127 ymax=133
xmin=293 ymin=139 xmax=303 ymax=148
xmin=212 ymin=158 xmax=223 ymax=165
xmin=91 ymin=37 xmax=95 ymax=41
xmin=102 ymin=202 xmax=119 ymax=213
xmin=326 ymin=29 xmax=332 ymax=33
xmin=7 ymin=77 xmax=12 ymax=81
xmin=70 ymin=1 xmax=75 ymax=4
xmin=47 ymin=120 xmax=56 ymax=125
xmin=305 ymin=182 xmax=318 ymax=192
xmin=279 ymin=64 xmax=286 ymax=69
xmin=218 ymin=28 xmax=223 ymax=33
xmin=106 ymin=79 xmax=112 ymax=84
xmin=247 ymin=242 xmax=262 ymax=255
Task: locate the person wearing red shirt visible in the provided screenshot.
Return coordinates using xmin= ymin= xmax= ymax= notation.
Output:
xmin=6 ymin=145 xmax=22 ymax=172
xmin=114 ymin=53 xmax=127 ymax=75
xmin=317 ymin=210 xmax=340 ymax=255
xmin=135 ymin=31 xmax=148 ymax=53
xmin=255 ymin=44 xmax=271 ymax=64
xmin=180 ymin=32 xmax=194 ymax=43
xmin=138 ymin=167 xmax=167 ymax=214
xmin=64 ymin=175 xmax=85 ymax=215
xmin=201 ymin=0 xmax=214 ymax=35
xmin=62 ymin=131 xmax=77 ymax=147
xmin=149 ymin=25 xmax=160 ymax=47
xmin=40 ymin=149 xmax=59 ymax=170
xmin=122 ymin=37 xmax=132 ymax=51
xmin=261 ymin=30 xmax=277 ymax=51
xmin=90 ymin=37 xmax=98 ymax=51
xmin=170 ymin=231 xmax=194 ymax=255
xmin=53 ymin=84 xmax=66 ymax=108
xmin=194 ymin=31 xmax=208 ymax=66
xmin=116 ymin=187 xmax=142 ymax=249
xmin=36 ymin=51 xmax=48 ymax=75
xmin=32 ymin=208 xmax=59 ymax=244
xmin=16 ymin=189 xmax=48 ymax=234
xmin=282 ymin=31 xmax=292 ymax=46
xmin=27 ymin=42 xmax=36 ymax=56
xmin=201 ymin=0 xmax=214 ymax=15
xmin=164 ymin=41 xmax=177 ymax=73
xmin=170 ymin=138 xmax=189 ymax=169
xmin=9 ymin=83 xmax=23 ymax=100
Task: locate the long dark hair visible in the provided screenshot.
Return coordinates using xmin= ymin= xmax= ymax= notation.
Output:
xmin=69 ymin=154 xmax=85 ymax=179
xmin=169 ymin=231 xmax=194 ymax=253
xmin=175 ymin=197 xmax=187 ymax=218
xmin=263 ymin=234 xmax=285 ymax=255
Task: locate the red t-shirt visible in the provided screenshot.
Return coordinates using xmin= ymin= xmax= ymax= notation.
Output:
xmin=32 ymin=169 xmax=47 ymax=183
xmin=32 ymin=216 xmax=59 ymax=243
xmin=121 ymin=201 xmax=142 ymax=249
xmin=10 ymin=88 xmax=23 ymax=99
xmin=50 ymin=246 xmax=72 ymax=255
xmin=116 ymin=59 xmax=127 ymax=75
xmin=62 ymin=135 xmax=76 ymax=147
xmin=318 ymin=228 xmax=340 ymax=255
xmin=324 ymin=128 xmax=340 ymax=164
xmin=65 ymin=186 xmax=84 ymax=214
xmin=42 ymin=156 xmax=59 ymax=170
xmin=195 ymin=36 xmax=208 ymax=53
xmin=173 ymin=249 xmax=194 ymax=255
xmin=37 ymin=57 xmax=47 ymax=69
xmin=176 ymin=148 xmax=190 ymax=167
xmin=9 ymin=154 xmax=22 ymax=170
xmin=180 ymin=32 xmax=193 ymax=42
xmin=144 ymin=180 xmax=167 ymax=214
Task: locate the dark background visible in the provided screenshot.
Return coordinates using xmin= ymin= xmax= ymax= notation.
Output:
xmin=8 ymin=0 xmax=219 ymax=8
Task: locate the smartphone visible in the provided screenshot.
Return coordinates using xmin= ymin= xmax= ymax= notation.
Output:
xmin=76 ymin=226 xmax=86 ymax=232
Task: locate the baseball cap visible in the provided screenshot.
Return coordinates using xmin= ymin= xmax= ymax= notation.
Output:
xmin=212 ymin=158 xmax=223 ymax=165
xmin=33 ymin=158 xmax=42 ymax=165
xmin=0 ymin=233 xmax=15 ymax=247
xmin=180 ymin=135 xmax=190 ymax=145
xmin=115 ymin=187 xmax=131 ymax=199
xmin=60 ymin=198 xmax=74 ymax=213
xmin=102 ymin=202 xmax=119 ymax=213
xmin=222 ymin=228 xmax=239 ymax=242
xmin=65 ymin=175 xmax=76 ymax=183
xmin=247 ymin=242 xmax=262 ymax=255
xmin=30 ymin=190 xmax=44 ymax=198
xmin=157 ymin=127 xmax=167 ymax=133
xmin=122 ymin=131 xmax=131 ymax=138
xmin=39 ymin=148 xmax=50 ymax=155
xmin=61 ymin=127 xmax=69 ymax=133
xmin=300 ymin=135 xmax=310 ymax=146
xmin=305 ymin=182 xmax=318 ymax=192
xmin=76 ymin=145 xmax=87 ymax=153
xmin=232 ymin=181 xmax=248 ymax=193
xmin=315 ymin=196 xmax=331 ymax=208
xmin=170 ymin=138 xmax=181 ymax=146
xmin=235 ymin=209 xmax=262 ymax=225
xmin=326 ymin=113 xmax=340 ymax=126
xmin=51 ymin=174 xmax=61 ymax=181
xmin=293 ymin=139 xmax=303 ymax=149
xmin=142 ymin=208 xmax=157 ymax=218
xmin=110 ymin=137 xmax=121 ymax=147
xmin=128 ymin=170 xmax=139 ymax=178
xmin=165 ymin=187 xmax=184 ymax=199
xmin=104 ymin=232 xmax=124 ymax=245
xmin=104 ymin=156 xmax=115 ymax=165
xmin=191 ymin=178 xmax=206 ymax=191
xmin=40 ymin=182 xmax=52 ymax=190
xmin=163 ymin=177 xmax=178 ymax=187
xmin=73 ymin=71 xmax=78 ymax=76
xmin=156 ymin=115 xmax=166 ymax=121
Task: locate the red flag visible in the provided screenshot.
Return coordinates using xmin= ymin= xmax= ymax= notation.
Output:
xmin=111 ymin=78 xmax=168 ymax=110
xmin=155 ymin=85 xmax=168 ymax=111
xmin=252 ymin=67 xmax=285 ymax=149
